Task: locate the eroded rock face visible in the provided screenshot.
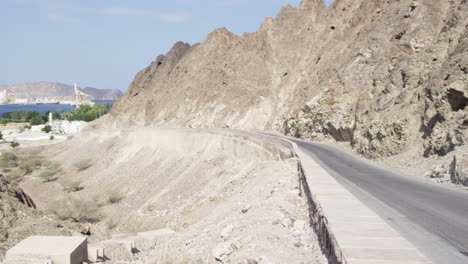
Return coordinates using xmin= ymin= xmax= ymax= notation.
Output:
xmin=106 ymin=0 xmax=467 ymax=159
xmin=283 ymin=88 xmax=355 ymax=142
xmin=0 ymin=175 xmax=36 ymax=209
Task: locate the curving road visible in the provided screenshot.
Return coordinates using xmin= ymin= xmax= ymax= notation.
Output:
xmin=293 ymin=140 xmax=468 ymax=264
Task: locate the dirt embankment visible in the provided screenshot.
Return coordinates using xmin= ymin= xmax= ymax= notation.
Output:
xmin=16 ymin=128 xmax=326 ymax=263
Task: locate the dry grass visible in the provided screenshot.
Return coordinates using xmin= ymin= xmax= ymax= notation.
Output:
xmin=7 ymin=171 xmax=23 ymax=181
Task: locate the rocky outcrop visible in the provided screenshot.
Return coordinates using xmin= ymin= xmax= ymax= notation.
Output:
xmin=0 ymin=175 xmax=35 ymax=209
xmin=105 ymin=0 xmax=467 ymax=160
xmin=424 ymin=153 xmax=468 ymax=187
xmin=450 ymin=155 xmax=468 ymax=186
xmin=0 ymin=175 xmax=84 ymax=257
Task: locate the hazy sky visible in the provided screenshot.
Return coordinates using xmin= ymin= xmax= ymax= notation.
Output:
xmin=1 ymin=0 xmax=334 ymax=91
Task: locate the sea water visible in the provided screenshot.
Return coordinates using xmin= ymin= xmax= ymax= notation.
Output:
xmin=0 ymin=100 xmax=114 ymax=118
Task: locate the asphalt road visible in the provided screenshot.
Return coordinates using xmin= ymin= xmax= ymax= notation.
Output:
xmin=294 ymin=140 xmax=468 ymax=264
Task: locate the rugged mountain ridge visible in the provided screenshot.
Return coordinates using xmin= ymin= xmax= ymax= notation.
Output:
xmin=106 ymin=0 xmax=467 ymax=159
xmin=1 ymin=82 xmax=123 ymax=101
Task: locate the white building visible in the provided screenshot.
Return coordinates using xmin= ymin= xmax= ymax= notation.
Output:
xmin=51 ymin=120 xmax=87 ymax=135
xmin=48 ymin=113 xmax=87 ymax=135
xmin=0 ymin=89 xmax=7 ymax=104
xmin=14 ymin=98 xmax=28 ymax=104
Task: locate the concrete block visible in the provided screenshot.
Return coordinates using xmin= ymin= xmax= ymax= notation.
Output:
xmin=87 ymin=246 xmax=105 ymax=263
xmin=94 ymin=239 xmax=135 ymax=261
xmin=5 ymin=236 xmax=87 ymax=264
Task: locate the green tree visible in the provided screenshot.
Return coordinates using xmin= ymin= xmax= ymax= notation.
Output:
xmin=10 ymin=141 xmax=19 ymax=148
xmin=1 ymin=110 xmax=48 ymax=125
xmin=31 ymin=115 xmax=46 ymax=125
xmin=66 ymin=104 xmax=109 ymax=122
xmin=89 ymin=104 xmax=107 ymax=119
xmin=0 ymin=119 xmax=10 ymax=125
xmin=11 ymin=110 xmax=29 ymax=121
xmin=46 ymin=111 xmax=62 ymax=120
xmin=42 ymin=125 xmax=52 ymax=133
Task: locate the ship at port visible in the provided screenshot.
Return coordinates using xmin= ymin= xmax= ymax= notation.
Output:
xmin=35 ymin=102 xmax=60 ymax=105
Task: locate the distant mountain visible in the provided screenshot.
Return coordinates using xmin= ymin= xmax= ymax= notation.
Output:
xmin=1 ymin=82 xmax=123 ymax=101
xmin=81 ymin=87 xmax=124 ymax=101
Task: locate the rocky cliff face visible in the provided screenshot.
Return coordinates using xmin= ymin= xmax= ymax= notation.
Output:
xmin=106 ymin=0 xmax=467 ymax=159
xmin=3 ymin=82 xmax=123 ymax=101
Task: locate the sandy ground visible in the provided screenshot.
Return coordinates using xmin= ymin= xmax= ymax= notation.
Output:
xmin=0 ymin=126 xmax=66 ymax=151
xmin=17 ymin=128 xmax=327 ymax=263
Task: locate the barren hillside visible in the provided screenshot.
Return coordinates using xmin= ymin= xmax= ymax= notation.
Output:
xmin=16 ymin=129 xmax=326 ymax=263
xmin=105 ymin=0 xmax=467 ymax=160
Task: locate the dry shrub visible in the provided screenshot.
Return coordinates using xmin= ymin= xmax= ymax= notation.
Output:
xmin=107 ymin=189 xmax=124 ymax=204
xmin=105 ymin=217 xmax=117 ymax=230
xmin=48 ymin=196 xmax=101 ymax=223
xmin=63 ymin=179 xmax=84 ymax=192
xmin=144 ymin=204 xmax=156 ymax=213
xmin=74 ymin=160 xmax=93 ymax=171
xmin=0 ymin=152 xmax=18 ymax=168
xmin=20 ymin=154 xmax=43 ymax=167
xmin=94 ymin=189 xmax=124 ymax=207
xmin=39 ymin=170 xmax=57 ymax=182
xmin=19 ymin=161 xmax=34 ymax=174
xmin=1 ymin=152 xmax=17 ymax=162
xmin=44 ymin=161 xmax=62 ymax=173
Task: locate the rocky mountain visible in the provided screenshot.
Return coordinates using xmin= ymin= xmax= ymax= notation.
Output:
xmin=1 ymin=82 xmax=123 ymax=101
xmin=105 ymin=0 xmax=467 ymax=160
